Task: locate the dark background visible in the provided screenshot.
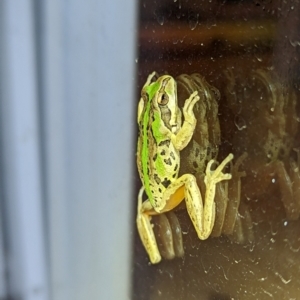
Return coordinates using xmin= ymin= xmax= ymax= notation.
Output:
xmin=133 ymin=1 xmax=300 ymax=299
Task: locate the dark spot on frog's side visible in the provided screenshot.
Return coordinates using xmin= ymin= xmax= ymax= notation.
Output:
xmin=154 ymin=173 xmax=161 ymax=184
xmin=158 ymin=140 xmax=170 ymax=147
xmin=153 ymin=153 xmax=157 ymax=161
xmin=161 ymin=178 xmax=171 ymax=188
xmin=193 ymin=161 xmax=199 ymax=169
xmin=160 ymin=150 xmax=166 ymax=156
xmin=164 ymin=158 xmax=172 ymax=165
xmin=174 ymin=164 xmax=178 ymax=171
xmin=195 ymin=147 xmax=200 ymax=157
xmin=170 ymin=151 xmax=175 ymax=160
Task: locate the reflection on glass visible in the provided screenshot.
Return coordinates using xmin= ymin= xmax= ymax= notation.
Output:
xmin=133 ymin=1 xmax=300 ymax=299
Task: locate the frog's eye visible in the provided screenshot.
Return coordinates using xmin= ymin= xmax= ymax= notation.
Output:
xmin=158 ymin=93 xmax=169 ymax=106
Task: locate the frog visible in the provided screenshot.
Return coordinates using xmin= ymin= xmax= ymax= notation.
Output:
xmin=136 ymin=72 xmax=234 ymax=264
xmin=153 ymin=74 xmax=253 ymax=259
xmin=223 ymin=68 xmax=300 ymax=221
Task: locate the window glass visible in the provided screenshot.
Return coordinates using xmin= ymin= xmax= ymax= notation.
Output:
xmin=133 ymin=1 xmax=300 ymax=299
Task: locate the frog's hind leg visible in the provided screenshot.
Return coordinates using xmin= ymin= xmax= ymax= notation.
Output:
xmin=136 ymin=187 xmax=161 ymax=264
xmin=163 ymin=153 xmax=233 ymax=240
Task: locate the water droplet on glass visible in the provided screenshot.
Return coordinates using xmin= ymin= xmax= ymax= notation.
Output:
xmin=255 ymin=54 xmax=263 ymax=62
xmin=271 ymin=178 xmax=275 ymax=183
xmin=234 ymin=115 xmax=247 ymax=131
xmin=188 ymin=13 xmax=199 ymax=30
xmin=176 ymin=8 xmax=182 ymax=19
xmin=135 ymin=58 xmax=138 ymax=63
xmin=186 ymin=55 xmax=193 ymax=65
xmin=249 ymin=243 xmax=255 ymax=252
xmin=289 ymin=39 xmax=300 ymax=47
xmin=155 ymin=11 xmax=164 ymax=25
xmin=258 ymin=277 xmax=267 ymax=282
xmin=284 ymin=221 xmax=288 ymax=226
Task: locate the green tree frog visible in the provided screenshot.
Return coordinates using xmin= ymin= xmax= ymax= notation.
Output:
xmin=136 ymin=72 xmax=233 ymax=264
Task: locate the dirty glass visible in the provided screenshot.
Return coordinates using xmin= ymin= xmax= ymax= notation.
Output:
xmin=132 ymin=0 xmax=300 ymax=299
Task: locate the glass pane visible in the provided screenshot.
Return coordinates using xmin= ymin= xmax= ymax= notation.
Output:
xmin=133 ymin=1 xmax=300 ymax=299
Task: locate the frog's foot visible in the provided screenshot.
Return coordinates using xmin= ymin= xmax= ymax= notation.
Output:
xmin=182 ymin=91 xmax=200 ymax=125
xmin=204 ymin=153 xmax=233 ymax=187
xmin=136 ymin=187 xmax=161 ymax=264
xmin=174 ymin=91 xmax=200 ymax=151
xmin=154 ymin=212 xmax=184 ymax=260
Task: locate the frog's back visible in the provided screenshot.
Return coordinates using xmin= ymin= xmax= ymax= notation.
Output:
xmin=138 ymin=117 xmax=180 ymax=207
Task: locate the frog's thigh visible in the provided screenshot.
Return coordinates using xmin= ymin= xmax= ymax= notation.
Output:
xmin=137 ymin=210 xmax=161 ymax=264
xmin=136 ymin=190 xmax=161 ymax=264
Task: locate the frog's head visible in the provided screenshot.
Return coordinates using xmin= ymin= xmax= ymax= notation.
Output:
xmin=145 ymin=75 xmax=178 ymax=132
